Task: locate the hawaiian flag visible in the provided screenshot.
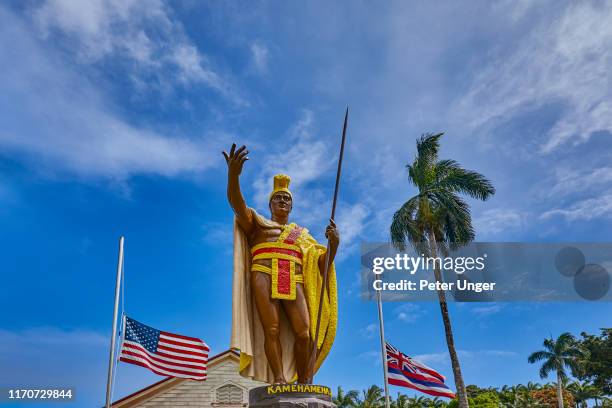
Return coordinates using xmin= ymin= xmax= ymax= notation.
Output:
xmin=386 ymin=342 xmax=456 ymax=399
xmin=119 ymin=316 xmax=208 ymax=380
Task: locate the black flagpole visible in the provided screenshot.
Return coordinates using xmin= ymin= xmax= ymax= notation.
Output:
xmin=308 ymin=107 xmax=349 ymax=383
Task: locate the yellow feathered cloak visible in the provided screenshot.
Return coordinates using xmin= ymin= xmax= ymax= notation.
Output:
xmin=230 ymin=209 xmax=338 ymax=383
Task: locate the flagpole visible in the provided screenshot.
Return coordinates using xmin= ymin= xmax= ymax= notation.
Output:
xmin=105 ymin=236 xmax=125 ymax=408
xmin=376 ymin=287 xmax=391 ymax=408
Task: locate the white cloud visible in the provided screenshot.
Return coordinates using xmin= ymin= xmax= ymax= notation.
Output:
xmin=250 ymin=42 xmax=269 ymax=74
xmin=252 ymin=110 xmax=328 ymax=209
xmin=248 ymin=110 xmax=369 ymax=249
xmin=541 ymin=193 xmax=612 ymax=222
xmin=414 ymin=349 xmax=518 ymax=365
xmin=360 ymin=323 xmax=378 ymax=339
xmin=335 ymin=202 xmax=369 ymax=255
xmin=457 ymin=2 xmax=612 ymax=153
xmin=201 ymin=221 xmax=233 ymax=253
xmin=31 ymin=0 xmax=244 ymax=103
xmin=393 ymin=303 xmax=425 ymax=323
xmin=0 ymin=6 xmax=220 ymax=180
xmin=470 ymin=304 xmax=503 ymax=317
xmin=474 ymin=209 xmax=527 ymax=237
xmin=336 ymin=203 xmax=368 ymax=244
xmin=412 ymin=352 xmax=449 ymax=365
xmin=358 ymin=350 xmax=381 ymax=366
xmin=548 ymin=166 xmax=612 ymax=198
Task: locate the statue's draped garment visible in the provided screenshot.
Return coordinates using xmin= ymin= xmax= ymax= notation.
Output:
xmin=230 ymin=209 xmax=338 ymax=383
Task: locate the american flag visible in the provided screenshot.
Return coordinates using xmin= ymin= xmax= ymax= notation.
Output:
xmin=386 ymin=342 xmax=456 ymax=399
xmin=119 ymin=316 xmax=208 ymax=380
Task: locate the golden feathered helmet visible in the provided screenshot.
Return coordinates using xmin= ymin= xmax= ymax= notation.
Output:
xmin=269 ymin=174 xmax=292 ymax=201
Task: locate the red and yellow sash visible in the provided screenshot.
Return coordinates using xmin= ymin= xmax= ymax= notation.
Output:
xmin=251 ymin=224 xmax=304 ymax=300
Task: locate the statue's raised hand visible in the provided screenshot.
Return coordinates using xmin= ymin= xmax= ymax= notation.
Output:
xmin=223 ymin=143 xmax=249 ymax=176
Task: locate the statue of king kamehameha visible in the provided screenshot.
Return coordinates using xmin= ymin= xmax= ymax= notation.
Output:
xmin=223 ymin=143 xmax=339 ymax=385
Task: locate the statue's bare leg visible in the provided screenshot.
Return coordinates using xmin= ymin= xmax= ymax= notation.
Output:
xmin=251 ymin=271 xmax=285 ymax=384
xmin=282 ymin=283 xmax=311 ymax=383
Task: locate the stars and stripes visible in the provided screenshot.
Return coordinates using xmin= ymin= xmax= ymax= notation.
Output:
xmin=386 ymin=342 xmax=456 ymax=399
xmin=119 ymin=316 xmax=208 ymax=380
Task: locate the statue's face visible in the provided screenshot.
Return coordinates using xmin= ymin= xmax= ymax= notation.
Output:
xmin=269 ymin=191 xmax=293 ymax=218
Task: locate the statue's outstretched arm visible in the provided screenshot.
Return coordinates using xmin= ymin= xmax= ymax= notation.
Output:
xmin=223 ymin=143 xmax=254 ymax=235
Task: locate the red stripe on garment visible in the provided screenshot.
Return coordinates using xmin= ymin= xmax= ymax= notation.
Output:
xmin=277 ymin=259 xmax=290 ymax=294
xmin=252 ymin=247 xmax=302 ymax=259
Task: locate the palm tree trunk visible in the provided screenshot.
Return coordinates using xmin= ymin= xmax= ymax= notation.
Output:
xmin=427 ymin=229 xmax=469 ymax=408
xmin=556 ymin=371 xmax=564 ymax=408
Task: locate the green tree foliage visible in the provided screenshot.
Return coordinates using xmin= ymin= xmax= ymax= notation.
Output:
xmin=357 ymin=385 xmax=385 ymax=408
xmin=530 ymin=387 xmax=575 ymax=408
xmin=334 ymin=386 xmax=360 ymax=408
xmin=575 ymin=329 xmax=612 ymax=395
xmin=337 ymin=331 xmax=608 ymax=408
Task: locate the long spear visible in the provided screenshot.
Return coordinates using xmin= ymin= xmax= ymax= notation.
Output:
xmin=308 ymin=107 xmax=349 ymax=383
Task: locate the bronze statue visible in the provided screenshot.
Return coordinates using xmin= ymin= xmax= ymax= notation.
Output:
xmin=225 ymin=143 xmax=339 ymax=384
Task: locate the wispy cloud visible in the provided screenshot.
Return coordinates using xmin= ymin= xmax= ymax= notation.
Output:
xmin=0 ymin=6 xmax=222 ymax=180
xmin=548 ymin=166 xmax=612 ymax=198
xmin=31 ymin=0 xmax=244 ymax=103
xmin=470 ymin=304 xmax=503 ymax=317
xmin=541 ymin=193 xmax=612 ymax=222
xmin=474 ymin=209 xmax=527 ymax=238
xmin=250 ymin=110 xmax=369 ymax=247
xmin=201 ymin=221 xmax=233 ymax=248
xmin=393 ymin=303 xmax=425 ymax=323
xmin=360 ymin=323 xmax=378 ymax=339
xmin=358 ymin=350 xmax=381 ymax=366
xmin=250 ymin=42 xmax=269 ymax=74
xmin=457 ymin=2 xmax=612 ymax=153
xmin=252 ymin=109 xmax=328 ymax=209
xmin=414 ymin=349 xmax=518 ymax=365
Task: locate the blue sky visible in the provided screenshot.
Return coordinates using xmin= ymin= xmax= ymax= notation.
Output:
xmin=0 ymin=0 xmax=611 ymax=406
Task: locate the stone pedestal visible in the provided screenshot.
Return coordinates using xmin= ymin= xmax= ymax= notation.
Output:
xmin=249 ymin=385 xmax=337 ymax=408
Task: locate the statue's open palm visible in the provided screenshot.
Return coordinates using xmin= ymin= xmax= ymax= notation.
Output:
xmin=223 ymin=143 xmax=249 ymax=176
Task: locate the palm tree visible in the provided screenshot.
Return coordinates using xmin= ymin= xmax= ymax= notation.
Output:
xmin=525 ymin=381 xmax=542 ymax=391
xmin=390 ymin=132 xmax=495 ymax=408
xmin=567 ymin=381 xmax=598 ymax=408
xmin=358 ymin=385 xmax=385 ymax=408
xmin=528 ymin=333 xmax=583 ymax=408
xmin=335 ymin=386 xmax=360 ymax=408
xmin=392 ymin=393 xmax=409 ymax=408
xmin=428 ymin=396 xmax=448 ymax=407
xmin=413 ymin=396 xmax=429 ymax=407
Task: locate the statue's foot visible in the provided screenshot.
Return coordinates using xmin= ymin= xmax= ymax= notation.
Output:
xmin=273 ymin=378 xmax=287 ymax=385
